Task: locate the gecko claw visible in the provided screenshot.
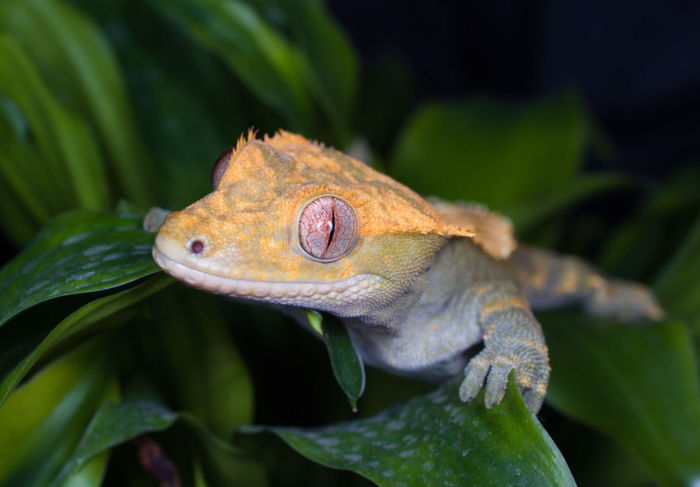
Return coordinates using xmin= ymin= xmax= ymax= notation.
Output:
xmin=459 ymin=338 xmax=549 ymax=414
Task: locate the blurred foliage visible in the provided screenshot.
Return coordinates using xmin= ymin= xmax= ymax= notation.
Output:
xmin=0 ymin=0 xmax=699 ymax=486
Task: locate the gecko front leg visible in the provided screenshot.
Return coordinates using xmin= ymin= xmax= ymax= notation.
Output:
xmin=459 ymin=282 xmax=550 ymax=413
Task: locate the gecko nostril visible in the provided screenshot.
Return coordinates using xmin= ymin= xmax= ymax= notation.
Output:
xmin=190 ymin=240 xmax=204 ymax=254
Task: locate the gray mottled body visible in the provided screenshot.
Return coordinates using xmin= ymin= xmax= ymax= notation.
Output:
xmin=343 ymin=239 xmax=662 ymax=412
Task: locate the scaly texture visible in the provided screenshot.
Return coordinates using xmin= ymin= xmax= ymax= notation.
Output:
xmin=152 ymin=131 xmax=663 ymax=413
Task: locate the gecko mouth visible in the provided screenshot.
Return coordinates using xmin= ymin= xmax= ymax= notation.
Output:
xmin=152 ymin=246 xmax=384 ymax=309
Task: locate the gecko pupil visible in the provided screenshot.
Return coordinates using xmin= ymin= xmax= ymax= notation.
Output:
xmin=326 ymin=210 xmax=336 ymax=250
xmin=299 ymin=196 xmax=357 ymax=261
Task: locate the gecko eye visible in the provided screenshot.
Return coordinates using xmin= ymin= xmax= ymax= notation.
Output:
xmin=211 ymin=147 xmax=233 ymax=189
xmin=298 ymin=196 xmax=358 ymax=262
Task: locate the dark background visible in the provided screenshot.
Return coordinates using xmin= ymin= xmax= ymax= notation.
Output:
xmin=330 ymin=0 xmax=700 ymax=176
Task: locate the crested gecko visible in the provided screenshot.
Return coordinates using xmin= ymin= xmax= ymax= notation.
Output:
xmin=151 ymin=130 xmax=663 ymax=413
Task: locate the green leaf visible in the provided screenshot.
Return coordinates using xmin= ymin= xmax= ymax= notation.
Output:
xmin=655 ymin=212 xmax=700 ymax=321
xmin=390 ymin=91 xmax=588 ymax=209
xmin=115 ymin=48 xmax=228 ymax=209
xmin=71 ymin=400 xmax=177 ymax=472
xmin=136 ymin=290 xmax=254 ymax=438
xmin=0 ymin=0 xmax=153 ymax=206
xmin=0 ymin=339 xmax=118 ymax=486
xmin=317 ymin=314 xmax=365 ymax=411
xmin=0 ymin=209 xmax=159 ymax=329
xmin=242 ymin=376 xmax=574 ymax=487
xmin=245 ymin=0 xmax=358 ymax=140
xmin=306 ymin=309 xmax=323 ymax=335
xmin=542 ymin=314 xmax=700 ymax=486
xmin=0 ymin=36 xmax=109 ymax=212
xmin=0 ymin=274 xmax=172 ymax=406
xmin=286 ymin=0 xmax=357 ymax=132
xmin=599 ymin=166 xmax=700 ymax=280
xmin=62 ymin=398 xmax=267 ymax=487
xmin=151 ymin=0 xmax=316 ymax=133
xmin=504 ymin=173 xmax=633 ymax=232
xmin=183 ymin=411 xmax=268 ymax=487
xmin=0 ymin=102 xmax=54 ymax=223
xmin=60 ymin=453 xmax=108 ymax=487
xmin=0 ymin=169 xmax=40 ymax=244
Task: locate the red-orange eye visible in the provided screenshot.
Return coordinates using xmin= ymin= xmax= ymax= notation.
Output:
xmin=299 ymin=196 xmax=358 ymax=261
xmin=211 ymin=147 xmax=233 ymax=189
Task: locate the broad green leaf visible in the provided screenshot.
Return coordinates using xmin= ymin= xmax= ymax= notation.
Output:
xmin=0 ymin=210 xmax=159 ymax=328
xmin=543 ymin=314 xmax=700 ymax=486
xmin=0 ymin=274 xmax=172 ymax=406
xmin=0 ymin=340 xmax=118 ymax=486
xmin=0 ymin=36 xmax=109 ymax=212
xmin=0 ymin=0 xmax=153 ymax=206
xmin=655 ymin=212 xmax=700 ymax=321
xmin=317 ymin=314 xmax=365 ymax=411
xmin=151 ymin=0 xmax=316 ymax=134
xmin=390 ymin=91 xmax=588 ymax=209
xmin=242 ymin=377 xmax=575 ymax=487
xmin=136 ymin=290 xmax=253 ymax=438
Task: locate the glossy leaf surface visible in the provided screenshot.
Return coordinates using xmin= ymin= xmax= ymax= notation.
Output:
xmin=0 ymin=210 xmax=159 ymax=329
xmin=243 ymin=377 xmax=575 ymax=487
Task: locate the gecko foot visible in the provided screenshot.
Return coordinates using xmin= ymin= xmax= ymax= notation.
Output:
xmin=587 ymin=279 xmax=665 ymax=322
xmin=459 ymin=339 xmax=549 ymax=413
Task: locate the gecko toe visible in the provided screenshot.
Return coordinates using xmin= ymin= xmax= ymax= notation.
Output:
xmin=521 ymin=387 xmax=545 ymax=413
xmin=484 ymin=362 xmax=512 ymax=408
xmin=459 ymin=355 xmax=489 ymax=403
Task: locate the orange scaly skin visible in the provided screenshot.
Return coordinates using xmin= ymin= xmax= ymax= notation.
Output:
xmin=152 ymin=131 xmax=663 ymax=413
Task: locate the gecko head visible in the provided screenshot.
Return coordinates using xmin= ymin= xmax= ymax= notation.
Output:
xmin=153 ymin=131 xmax=465 ymax=317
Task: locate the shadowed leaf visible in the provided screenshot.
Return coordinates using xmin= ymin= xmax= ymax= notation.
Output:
xmin=390 ymin=92 xmax=588 ymax=210
xmin=655 ymin=212 xmax=700 ymax=321
xmin=63 ymin=399 xmax=267 ymax=487
xmin=0 ymin=37 xmax=109 ymax=215
xmin=0 ymin=0 xmax=153 ymax=205
xmin=0 ymin=274 xmax=172 ymax=406
xmin=543 ymin=314 xmax=700 ymax=486
xmin=151 ymin=0 xmax=317 ymax=134
xmin=0 ymin=340 xmax=118 ymax=486
xmin=311 ymin=312 xmax=365 ymax=411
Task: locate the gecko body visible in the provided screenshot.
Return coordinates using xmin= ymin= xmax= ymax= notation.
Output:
xmin=152 ymin=131 xmax=663 ymax=412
